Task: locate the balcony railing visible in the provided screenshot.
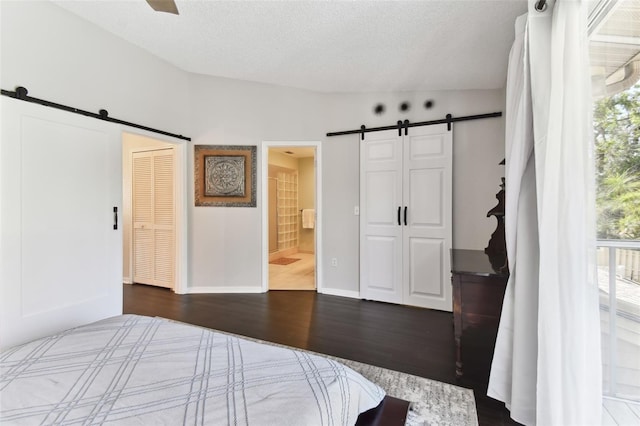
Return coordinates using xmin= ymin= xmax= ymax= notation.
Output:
xmin=597 ymin=239 xmax=640 ymax=401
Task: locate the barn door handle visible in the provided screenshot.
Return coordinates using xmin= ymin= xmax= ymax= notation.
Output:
xmin=404 ymin=206 xmax=407 ymax=226
xmin=397 ymin=206 xmax=401 ymax=226
xmin=113 ymin=207 xmax=118 ymax=230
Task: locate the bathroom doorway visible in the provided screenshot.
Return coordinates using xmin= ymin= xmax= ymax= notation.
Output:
xmin=261 ymin=142 xmax=322 ymax=292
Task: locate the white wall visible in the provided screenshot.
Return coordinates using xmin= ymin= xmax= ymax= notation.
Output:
xmin=187 ymin=74 xmax=328 ymax=291
xmin=0 ymin=1 xmax=190 ymax=136
xmin=187 ymin=79 xmax=505 ymax=294
xmin=2 ymin=1 xmax=506 ymax=298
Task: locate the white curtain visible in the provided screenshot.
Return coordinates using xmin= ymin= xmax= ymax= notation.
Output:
xmin=488 ymin=1 xmax=602 ymax=425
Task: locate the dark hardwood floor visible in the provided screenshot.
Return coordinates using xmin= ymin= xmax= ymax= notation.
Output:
xmin=124 ymin=284 xmax=519 ymax=426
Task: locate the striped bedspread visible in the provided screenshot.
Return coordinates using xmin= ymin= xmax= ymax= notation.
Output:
xmin=1 ymin=315 xmax=385 ymax=425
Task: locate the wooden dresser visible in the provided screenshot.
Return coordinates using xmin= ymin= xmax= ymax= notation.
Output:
xmin=451 ymin=249 xmax=508 ymax=382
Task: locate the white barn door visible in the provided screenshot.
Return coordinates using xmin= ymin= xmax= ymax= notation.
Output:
xmin=132 ymin=149 xmax=175 ymax=289
xmin=360 ymin=131 xmax=403 ymax=304
xmin=0 ymin=97 xmax=122 ymax=349
xmin=402 ymin=126 xmax=452 ymax=311
xmin=360 ymin=125 xmax=452 ymax=311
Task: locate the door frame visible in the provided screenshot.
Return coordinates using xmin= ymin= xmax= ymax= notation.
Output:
xmin=122 ymin=129 xmax=188 ymax=295
xmin=261 ymin=141 xmax=322 ymax=293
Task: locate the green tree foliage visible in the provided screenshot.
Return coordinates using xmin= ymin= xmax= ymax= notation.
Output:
xmin=594 ymin=82 xmax=640 ymax=239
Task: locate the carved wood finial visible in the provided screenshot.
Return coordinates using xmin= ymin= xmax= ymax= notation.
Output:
xmin=485 ymin=163 xmax=508 ymax=274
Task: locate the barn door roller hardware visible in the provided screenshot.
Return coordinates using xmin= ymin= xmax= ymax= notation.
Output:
xmin=1 ymin=86 xmax=191 ymax=142
xmin=327 ymin=111 xmax=502 ymax=139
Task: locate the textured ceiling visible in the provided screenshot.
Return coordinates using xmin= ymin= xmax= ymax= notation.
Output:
xmin=51 ymin=0 xmax=528 ymax=93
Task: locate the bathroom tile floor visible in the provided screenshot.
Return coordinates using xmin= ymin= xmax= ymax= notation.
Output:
xmin=269 ymin=252 xmax=316 ymax=290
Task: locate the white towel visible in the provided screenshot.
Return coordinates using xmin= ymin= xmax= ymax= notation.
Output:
xmin=302 ymin=209 xmax=315 ymax=229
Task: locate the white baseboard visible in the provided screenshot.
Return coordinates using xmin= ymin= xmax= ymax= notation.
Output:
xmin=319 ymin=288 xmax=360 ymax=299
xmin=123 ymin=278 xmax=132 ymax=284
xmin=187 ymin=286 xmax=265 ymax=294
xmin=184 ymin=286 xmax=359 ymax=298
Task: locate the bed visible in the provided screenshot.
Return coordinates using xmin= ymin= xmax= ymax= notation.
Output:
xmin=1 ymin=315 xmax=406 ymax=425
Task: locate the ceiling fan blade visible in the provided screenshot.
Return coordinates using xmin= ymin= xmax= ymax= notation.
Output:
xmin=146 ymin=0 xmax=179 ymax=15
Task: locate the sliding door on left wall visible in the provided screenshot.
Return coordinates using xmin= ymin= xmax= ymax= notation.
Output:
xmin=0 ymin=97 xmax=123 ymax=349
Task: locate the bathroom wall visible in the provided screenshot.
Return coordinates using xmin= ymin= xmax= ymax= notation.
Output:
xmin=269 ymin=151 xmax=298 ymax=170
xmin=268 ymin=155 xmax=299 ymax=258
xmin=298 ymin=157 xmax=315 ymax=253
xmin=275 ymin=170 xmax=298 ymax=252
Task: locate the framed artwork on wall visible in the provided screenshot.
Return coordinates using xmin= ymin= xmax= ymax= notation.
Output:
xmin=194 ymin=145 xmax=257 ymax=207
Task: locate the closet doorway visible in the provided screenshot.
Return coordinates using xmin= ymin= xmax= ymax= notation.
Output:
xmin=262 ymin=141 xmax=322 ymax=292
xmin=122 ymin=132 xmax=187 ymax=293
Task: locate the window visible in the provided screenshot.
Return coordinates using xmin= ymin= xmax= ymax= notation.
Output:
xmin=594 ymin=81 xmax=640 ymax=402
xmin=590 ymin=0 xmax=640 ymax=407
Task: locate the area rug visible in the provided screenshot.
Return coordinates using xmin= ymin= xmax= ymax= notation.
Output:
xmin=163 ymin=318 xmax=478 ymax=426
xmin=269 ymin=257 xmax=300 ymax=265
xmin=334 ymin=356 xmax=478 ymax=426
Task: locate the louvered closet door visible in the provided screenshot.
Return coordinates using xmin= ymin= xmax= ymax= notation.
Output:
xmin=132 ymin=149 xmax=175 ymax=288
